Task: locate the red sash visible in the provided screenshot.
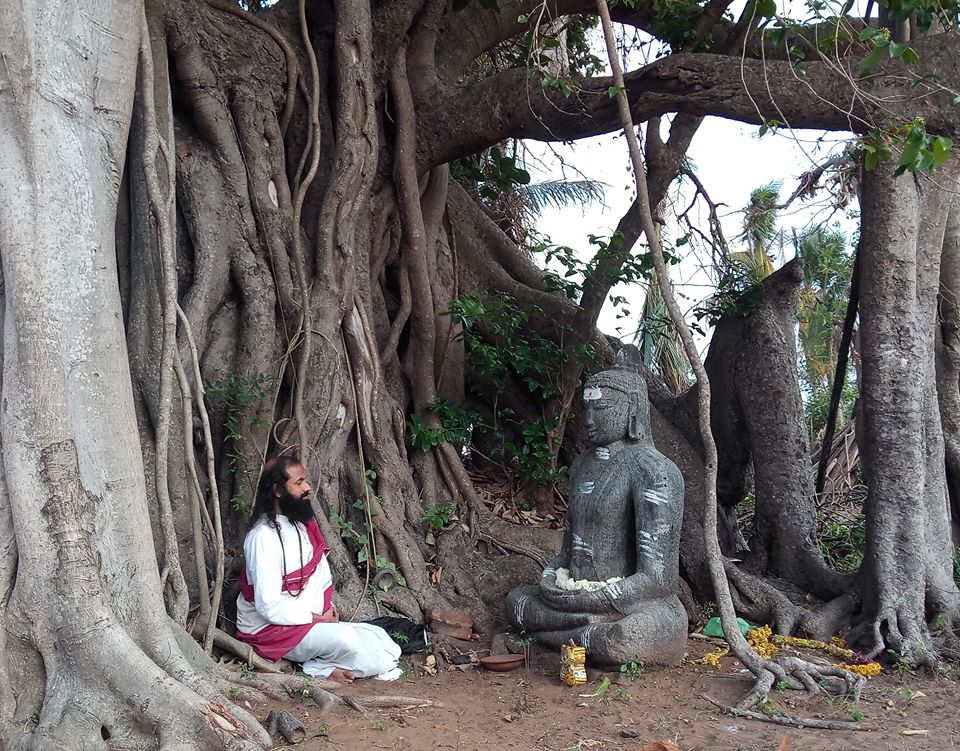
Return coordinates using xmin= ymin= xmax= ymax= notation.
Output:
xmin=235 ymin=518 xmax=333 ymax=661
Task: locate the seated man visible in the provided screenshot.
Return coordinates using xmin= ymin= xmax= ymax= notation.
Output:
xmin=236 ymin=456 xmax=401 ymax=683
xmin=506 ymin=364 xmax=687 ymax=666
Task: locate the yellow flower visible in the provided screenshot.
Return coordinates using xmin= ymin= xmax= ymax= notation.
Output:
xmin=699 ymin=646 xmax=730 ymax=669
xmin=747 ymin=625 xmax=778 ymax=658
xmin=832 ymin=662 xmax=882 ymax=677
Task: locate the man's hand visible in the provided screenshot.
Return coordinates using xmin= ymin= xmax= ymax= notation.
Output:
xmin=312 ymin=605 xmax=339 ymax=623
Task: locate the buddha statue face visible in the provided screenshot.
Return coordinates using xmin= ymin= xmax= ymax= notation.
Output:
xmin=583 ymin=386 xmax=630 ymax=446
xmin=582 ymin=368 xmax=651 ymax=446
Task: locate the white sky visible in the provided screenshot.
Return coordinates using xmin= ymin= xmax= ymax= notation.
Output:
xmin=526 ymin=117 xmax=857 ymax=344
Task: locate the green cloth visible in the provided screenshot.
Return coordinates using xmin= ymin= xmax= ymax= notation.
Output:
xmin=701 ymin=616 xmax=751 ymax=638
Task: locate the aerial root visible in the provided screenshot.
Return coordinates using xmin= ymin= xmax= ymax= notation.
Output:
xmin=702 ymin=695 xmax=866 ymax=731
xmin=710 ymin=654 xmax=866 ymax=731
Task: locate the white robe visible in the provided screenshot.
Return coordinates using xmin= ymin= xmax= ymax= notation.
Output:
xmin=236 ymin=514 xmax=401 ymax=679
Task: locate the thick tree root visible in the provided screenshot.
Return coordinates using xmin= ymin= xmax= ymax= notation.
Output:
xmin=702 ymin=695 xmax=866 ymax=731
xmin=850 ymin=609 xmax=940 ymax=666
xmin=735 ymin=655 xmax=864 ymax=712
xmin=265 ymin=710 xmax=305 ymax=744
xmin=726 ymin=564 xmax=857 ymax=639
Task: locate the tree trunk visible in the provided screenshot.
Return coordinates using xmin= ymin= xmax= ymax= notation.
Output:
xmin=0 ymin=2 xmax=267 ymax=746
xmin=854 ymin=160 xmax=960 ymax=662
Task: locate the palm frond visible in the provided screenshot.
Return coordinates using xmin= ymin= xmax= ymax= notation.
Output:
xmin=742 ymin=181 xmax=782 ymax=250
xmin=518 ymin=179 xmax=607 ymax=216
xmin=728 ymin=247 xmax=775 ymax=282
xmin=636 ymin=279 xmax=690 ymax=395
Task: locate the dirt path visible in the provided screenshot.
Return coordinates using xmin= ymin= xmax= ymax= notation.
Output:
xmin=257 ymin=639 xmax=960 ymax=750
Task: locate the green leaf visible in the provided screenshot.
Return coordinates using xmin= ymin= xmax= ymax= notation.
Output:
xmin=858 ymin=45 xmax=887 ymax=75
xmin=756 ymin=0 xmax=777 ymax=17
xmin=901 ymin=47 xmax=920 ymax=66
xmin=895 ymin=139 xmax=922 ymax=176
xmin=517 ymin=13 xmax=528 ymax=23
xmin=933 ymin=136 xmax=953 ymax=167
xmin=595 ymin=676 xmax=611 ymax=696
xmin=916 ymin=151 xmax=936 ymax=172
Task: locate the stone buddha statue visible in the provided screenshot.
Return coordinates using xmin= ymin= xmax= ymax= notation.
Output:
xmin=506 ymin=364 xmax=687 ymax=666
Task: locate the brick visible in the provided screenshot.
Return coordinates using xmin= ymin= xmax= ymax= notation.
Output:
xmin=424 ymin=607 xmax=472 ymax=629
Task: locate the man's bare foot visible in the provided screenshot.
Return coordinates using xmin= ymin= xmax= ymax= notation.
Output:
xmin=329 ymin=669 xmax=355 ymax=684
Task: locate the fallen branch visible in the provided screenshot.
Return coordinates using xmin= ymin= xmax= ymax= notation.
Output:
xmin=191 ymin=615 xmax=295 ymax=675
xmin=344 ymin=695 xmax=443 ymax=709
xmin=702 ymin=695 xmax=866 ymax=731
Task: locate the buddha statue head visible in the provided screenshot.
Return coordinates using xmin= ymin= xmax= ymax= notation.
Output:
xmin=582 ymin=364 xmax=651 ymax=446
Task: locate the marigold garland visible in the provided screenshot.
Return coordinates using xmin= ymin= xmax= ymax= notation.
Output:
xmin=746 ymin=625 xmax=778 ymax=658
xmin=773 ymin=634 xmax=855 ymax=660
xmin=706 ymin=624 xmax=881 ymax=678
xmin=832 ymin=662 xmax=882 ymax=677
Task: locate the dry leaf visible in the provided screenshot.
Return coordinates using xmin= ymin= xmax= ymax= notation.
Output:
xmin=901 ymin=729 xmax=929 ymax=736
xmin=639 ymin=741 xmax=681 ymax=751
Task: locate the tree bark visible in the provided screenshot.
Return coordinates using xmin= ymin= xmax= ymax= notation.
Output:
xmin=855 ymin=160 xmax=960 ymax=662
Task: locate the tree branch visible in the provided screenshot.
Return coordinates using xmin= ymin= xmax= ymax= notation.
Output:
xmin=419 ymin=33 xmax=960 ymax=167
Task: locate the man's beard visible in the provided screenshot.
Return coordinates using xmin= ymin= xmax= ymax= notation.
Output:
xmin=278 ymin=489 xmax=314 ymax=523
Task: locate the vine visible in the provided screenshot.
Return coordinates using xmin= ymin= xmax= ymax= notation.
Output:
xmin=205 ymin=373 xmax=276 ymax=514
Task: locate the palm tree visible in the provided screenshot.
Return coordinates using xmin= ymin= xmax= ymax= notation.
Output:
xmin=794 ymin=226 xmax=855 ymax=437
xmin=637 ymin=275 xmax=691 ymax=394
xmin=729 ymin=181 xmax=781 ymax=281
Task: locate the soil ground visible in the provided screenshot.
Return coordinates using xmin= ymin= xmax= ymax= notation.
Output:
xmin=253 ymin=637 xmax=960 ymax=751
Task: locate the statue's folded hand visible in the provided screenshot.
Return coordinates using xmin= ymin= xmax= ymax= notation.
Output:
xmin=541 ymin=581 xmax=615 ymax=614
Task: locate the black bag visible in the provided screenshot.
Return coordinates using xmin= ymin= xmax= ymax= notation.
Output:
xmin=365 ymin=616 xmax=428 ymax=654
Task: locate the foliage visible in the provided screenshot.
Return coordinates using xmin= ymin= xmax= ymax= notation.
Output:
xmin=737 ymin=181 xmax=781 ymax=276
xmin=636 ymin=276 xmax=690 ymax=395
xmin=517 ymin=179 xmax=607 ymax=217
xmin=859 ymin=119 xmax=953 ymax=175
xmin=331 ymin=467 xmax=407 ymax=591
xmin=446 ymin=292 xmax=585 ymax=486
xmin=421 ymin=502 xmax=456 ymax=530
xmin=205 ymin=372 xmax=275 ymax=513
xmin=692 ymin=267 xmax=764 ymax=330
xmin=619 ymin=660 xmax=645 ymax=679
xmin=869 ymin=0 xmax=959 ymax=35
xmin=407 ymin=399 xmax=482 ymax=452
xmin=448 ymin=292 xmax=568 ymax=398
xmin=451 ymin=146 xmax=530 ymax=203
xmin=648 ymin=0 xmax=705 ymax=51
xmin=857 ymin=26 xmax=920 ymax=75
xmin=501 ymin=14 xmax=603 ymax=92
xmin=819 ymin=515 xmax=866 ymax=573
xmin=691 ymin=182 xmax=786 ymax=331
xmin=452 ymin=146 xmax=607 ymax=248
xmin=795 ymin=226 xmax=856 ymax=438
xmin=534 ymin=232 xmax=680 ymax=303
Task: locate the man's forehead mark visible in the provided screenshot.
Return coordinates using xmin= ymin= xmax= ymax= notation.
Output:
xmin=583 ymin=387 xmax=603 ymax=401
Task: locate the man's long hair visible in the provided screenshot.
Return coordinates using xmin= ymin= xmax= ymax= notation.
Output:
xmin=250 ymin=455 xmax=301 ymax=529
